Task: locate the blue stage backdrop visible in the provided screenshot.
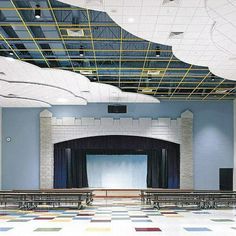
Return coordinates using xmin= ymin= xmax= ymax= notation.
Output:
xmin=87 ymin=154 xmax=147 ymax=188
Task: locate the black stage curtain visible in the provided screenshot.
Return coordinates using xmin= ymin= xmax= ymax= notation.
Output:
xmin=54 ymin=135 xmax=180 ymax=189
xmin=167 ymin=144 xmax=180 ymax=188
xmin=54 ymin=148 xmax=67 ymax=188
xmin=69 ymin=149 xmax=88 ymax=188
xmin=147 ymin=149 xmax=162 ymax=188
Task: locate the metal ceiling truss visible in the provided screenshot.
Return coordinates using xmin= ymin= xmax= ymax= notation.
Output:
xmin=0 ymin=0 xmax=235 ymax=100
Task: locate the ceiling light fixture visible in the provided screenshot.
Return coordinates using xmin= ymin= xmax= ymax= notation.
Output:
xmin=35 ymin=4 xmax=41 ymax=19
xmin=57 ymin=98 xmax=68 ymax=103
xmin=128 ymin=17 xmax=135 ymax=23
xmin=79 ymin=46 xmax=84 ymax=57
xmin=9 ymin=52 xmax=13 ymax=56
xmin=210 ymin=73 xmax=215 ymax=81
xmin=155 ymin=46 xmax=160 ymax=57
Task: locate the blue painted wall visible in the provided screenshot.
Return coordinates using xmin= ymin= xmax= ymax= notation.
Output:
xmin=2 ymin=101 xmax=234 ymax=190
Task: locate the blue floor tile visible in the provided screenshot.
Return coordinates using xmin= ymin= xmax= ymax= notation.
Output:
xmin=184 ymin=227 xmax=212 ymax=232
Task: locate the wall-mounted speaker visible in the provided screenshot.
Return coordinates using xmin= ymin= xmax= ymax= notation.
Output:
xmin=108 ymin=105 xmax=127 ymax=113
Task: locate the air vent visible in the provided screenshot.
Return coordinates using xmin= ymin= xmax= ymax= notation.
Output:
xmin=147 ymin=70 xmax=162 ymax=76
xmin=66 ymin=29 xmax=85 ymax=37
xmin=142 ymin=87 xmax=154 ymax=93
xmin=86 ymin=0 xmax=103 ymax=4
xmin=163 ymin=0 xmax=180 ymax=5
xmin=0 ymin=72 xmax=6 ymax=75
xmin=8 ymin=94 xmax=17 ymax=97
xmin=169 ymin=32 xmax=184 ymax=39
xmin=79 ymin=70 xmax=94 ymax=75
xmin=215 ymin=88 xmax=228 ymax=94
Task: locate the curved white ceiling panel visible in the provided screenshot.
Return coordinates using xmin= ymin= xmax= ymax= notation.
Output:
xmin=58 ymin=0 xmax=236 ymax=81
xmin=0 ymin=56 xmax=159 ymax=107
xmin=0 ymin=80 xmax=85 ymax=106
xmin=0 ymin=96 xmax=50 ymax=107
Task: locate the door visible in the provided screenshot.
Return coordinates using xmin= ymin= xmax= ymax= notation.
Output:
xmin=219 ymin=168 xmax=233 ymax=191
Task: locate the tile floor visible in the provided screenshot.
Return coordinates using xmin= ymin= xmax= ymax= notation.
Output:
xmin=0 ymin=199 xmax=235 ymax=235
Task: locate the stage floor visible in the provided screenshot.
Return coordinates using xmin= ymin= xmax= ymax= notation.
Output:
xmin=0 ymin=198 xmax=235 ymax=236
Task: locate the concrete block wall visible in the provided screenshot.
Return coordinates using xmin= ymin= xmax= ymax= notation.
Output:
xmin=51 ymin=117 xmax=181 ymax=144
xmin=40 ymin=110 xmax=53 ymax=189
xmin=0 ymin=108 xmax=2 ymax=190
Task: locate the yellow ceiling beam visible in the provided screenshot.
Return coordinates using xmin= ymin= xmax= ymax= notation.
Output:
xmin=137 ymin=42 xmax=152 ymax=91
xmin=169 ymin=64 xmax=193 ymax=99
xmin=9 ymin=0 xmax=50 ymax=67
xmin=86 ymin=9 xmax=99 ymax=81
xmin=186 ymin=72 xmax=211 ymax=99
xmin=47 ymin=0 xmax=75 ymax=70
xmin=0 ymin=48 xmax=173 ymax=52
xmin=202 ymin=79 xmax=225 ymax=100
xmin=153 ymin=54 xmax=175 ymax=94
xmin=0 ymin=37 xmax=152 ymax=41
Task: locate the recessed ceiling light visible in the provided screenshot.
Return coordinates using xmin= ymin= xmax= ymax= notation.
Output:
xmin=57 ymin=98 xmax=68 ymax=103
xmin=6 ymin=57 xmax=14 ymax=62
xmin=128 ymin=17 xmax=135 ymax=23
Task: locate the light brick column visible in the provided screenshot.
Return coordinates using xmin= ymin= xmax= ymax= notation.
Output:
xmin=40 ymin=109 xmax=53 ymax=189
xmin=233 ymin=100 xmax=236 ymax=191
xmin=0 ymin=108 xmax=2 ymax=189
xmin=180 ymin=110 xmax=194 ymax=189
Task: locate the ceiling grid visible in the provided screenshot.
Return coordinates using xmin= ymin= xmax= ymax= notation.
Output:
xmin=0 ymin=0 xmax=235 ymax=101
